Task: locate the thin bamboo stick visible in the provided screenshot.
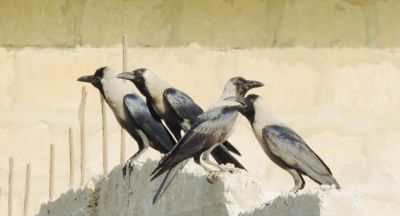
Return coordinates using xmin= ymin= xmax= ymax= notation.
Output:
xmin=78 ymin=86 xmax=87 ymax=187
xmin=23 ymin=163 xmax=31 ymax=216
xmin=101 ymin=96 xmax=108 ymax=175
xmin=69 ymin=127 xmax=74 ymax=188
xmin=120 ymin=128 xmax=126 ymax=165
xmin=8 ymin=157 xmax=14 ymax=216
xmin=49 ymin=144 xmax=54 ymax=201
xmin=120 ymin=34 xmax=128 ymax=165
xmin=123 ymin=34 xmax=128 ymax=71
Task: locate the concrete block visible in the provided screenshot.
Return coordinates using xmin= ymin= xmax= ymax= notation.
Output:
xmin=37 ymin=188 xmax=94 ymax=216
xmin=36 ymin=160 xmax=357 ymax=216
xmin=241 ymin=189 xmax=361 ymax=216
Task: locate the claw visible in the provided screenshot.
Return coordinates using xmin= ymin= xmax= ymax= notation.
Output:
xmin=122 ymin=165 xmax=127 ymax=177
xmin=289 ymin=186 xmax=300 ymax=193
xmin=206 ymin=171 xmax=222 ymax=183
xmin=263 ymin=202 xmax=271 ymax=207
xmin=219 ymin=164 xmax=236 ymax=173
xmin=224 ymin=167 xmax=236 ymax=173
xmin=122 ymin=161 xmax=135 ymax=178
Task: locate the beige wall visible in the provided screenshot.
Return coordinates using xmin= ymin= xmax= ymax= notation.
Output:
xmin=0 ymin=0 xmax=399 ymax=48
xmin=0 ymin=47 xmax=399 ymax=215
xmin=0 ymin=1 xmax=399 ymax=215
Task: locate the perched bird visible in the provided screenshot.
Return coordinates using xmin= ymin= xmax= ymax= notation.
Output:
xmin=117 ymin=69 xmax=249 ymax=168
xmin=149 ymin=77 xmax=264 ymax=182
xmin=237 ymin=94 xmax=340 ymax=192
xmin=117 ymin=70 xmax=261 ymax=203
xmin=77 ymin=67 xmax=175 ymax=175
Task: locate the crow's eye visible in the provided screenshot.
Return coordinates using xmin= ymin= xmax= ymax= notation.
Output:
xmin=235 ymin=81 xmax=243 ymax=86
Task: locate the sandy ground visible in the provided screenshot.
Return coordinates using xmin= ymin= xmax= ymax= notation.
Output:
xmin=0 ymin=46 xmax=399 ymax=215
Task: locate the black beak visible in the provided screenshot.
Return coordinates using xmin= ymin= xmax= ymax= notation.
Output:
xmin=77 ymin=75 xmax=94 ymax=83
xmin=244 ymin=80 xmax=264 ymax=90
xmin=117 ymin=72 xmax=135 ymax=80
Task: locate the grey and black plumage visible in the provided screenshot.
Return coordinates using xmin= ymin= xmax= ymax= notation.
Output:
xmin=149 ymin=77 xmax=264 ymax=181
xmin=117 ymin=70 xmax=261 ymax=203
xmin=150 ymin=96 xmax=246 ymax=182
xmin=117 ymin=69 xmax=252 ymax=168
xmin=238 ymin=94 xmax=340 ymax=192
xmin=118 ymin=70 xmax=263 ymax=202
xmin=77 ymin=67 xmax=175 ymax=175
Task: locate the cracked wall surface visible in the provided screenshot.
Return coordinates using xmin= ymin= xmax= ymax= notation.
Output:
xmin=0 ymin=0 xmax=399 ymax=48
xmin=0 ymin=47 xmax=399 ymax=215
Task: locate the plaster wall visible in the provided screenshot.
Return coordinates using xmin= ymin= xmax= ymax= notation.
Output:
xmin=0 ymin=47 xmax=398 ymax=215
xmin=0 ymin=0 xmax=399 ymax=48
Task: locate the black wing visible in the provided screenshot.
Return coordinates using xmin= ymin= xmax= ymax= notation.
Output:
xmin=151 ymin=107 xmax=244 ymax=179
xmin=146 ymin=98 xmax=162 ymax=122
xmin=164 ymin=88 xmax=241 ymax=156
xmin=150 ymin=111 xmax=224 ymax=180
xmin=150 ymin=127 xmax=214 ymax=180
xmin=221 ymin=141 xmax=241 ymax=156
xmin=163 ymin=88 xmax=203 ymax=122
xmin=123 ymin=94 xmax=174 ymax=153
xmin=210 ymin=146 xmax=245 ymax=169
xmin=146 ymin=97 xmax=178 ymax=144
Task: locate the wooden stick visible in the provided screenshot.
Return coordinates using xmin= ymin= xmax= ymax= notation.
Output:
xmin=8 ymin=158 xmax=13 ymax=216
xmin=100 ymin=96 xmax=108 ymax=175
xmin=23 ymin=163 xmax=31 ymax=216
xmin=120 ymin=34 xmax=128 ymax=165
xmin=0 ymin=187 xmax=2 ymax=212
xmin=120 ymin=128 xmax=126 ymax=165
xmin=69 ymin=127 xmax=74 ymax=188
xmin=78 ymin=86 xmax=87 ymax=187
xmin=49 ymin=144 xmax=55 ymax=201
xmin=123 ymin=34 xmax=128 ymax=72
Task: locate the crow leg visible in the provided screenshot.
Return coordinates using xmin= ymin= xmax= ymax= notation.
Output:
xmin=199 ymin=155 xmax=220 ymax=184
xmin=122 ymin=146 xmax=149 ymax=177
xmin=202 ymin=144 xmax=236 ymax=172
xmin=199 ymin=155 xmax=218 ymax=173
xmin=201 ymin=144 xmax=222 ymax=169
xmin=287 ymin=169 xmax=305 ymax=193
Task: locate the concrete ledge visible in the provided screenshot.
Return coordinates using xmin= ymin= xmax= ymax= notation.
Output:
xmin=37 ymin=188 xmax=94 ymax=216
xmin=241 ymin=189 xmax=361 ymax=216
xmin=36 ymin=159 xmax=359 ymax=216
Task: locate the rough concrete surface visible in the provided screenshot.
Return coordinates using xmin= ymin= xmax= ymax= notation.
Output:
xmin=0 ymin=0 xmax=399 ymax=48
xmin=0 ymin=47 xmax=399 ymax=215
xmin=37 ymin=159 xmax=358 ymax=216
xmin=241 ymin=189 xmax=361 ymax=216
